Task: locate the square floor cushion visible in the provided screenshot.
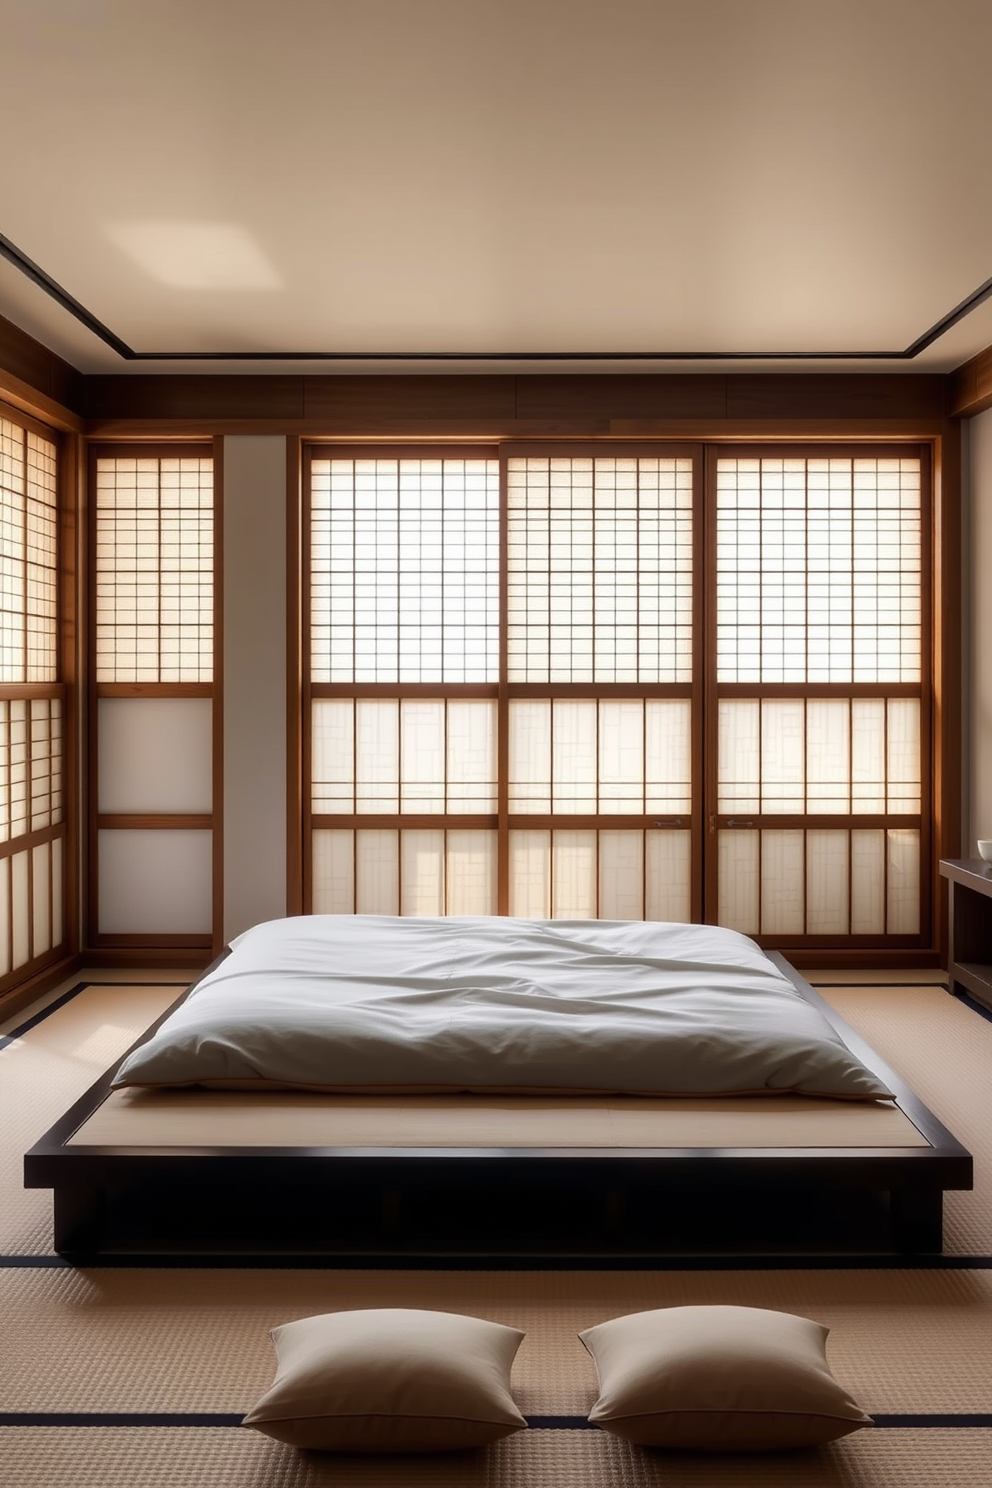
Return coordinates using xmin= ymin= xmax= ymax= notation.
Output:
xmin=243 ymin=1307 xmax=527 ymax=1452
xmin=579 ymin=1304 xmax=872 ymax=1450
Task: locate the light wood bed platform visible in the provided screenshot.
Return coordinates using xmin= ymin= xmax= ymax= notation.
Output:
xmin=24 ymin=955 xmax=972 ymax=1262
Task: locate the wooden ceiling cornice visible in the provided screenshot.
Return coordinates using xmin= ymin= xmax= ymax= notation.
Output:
xmin=3 ymin=307 xmax=985 ymax=434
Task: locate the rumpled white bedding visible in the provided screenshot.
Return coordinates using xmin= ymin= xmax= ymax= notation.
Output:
xmin=112 ymin=916 xmax=893 ymax=1100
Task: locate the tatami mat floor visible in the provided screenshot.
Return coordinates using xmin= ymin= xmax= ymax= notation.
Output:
xmin=1 ymin=963 xmax=991 ymax=1486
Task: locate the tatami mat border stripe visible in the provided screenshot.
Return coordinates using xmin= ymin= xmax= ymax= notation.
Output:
xmin=6 ymin=1253 xmax=992 ymax=1270
xmin=0 ymin=980 xmax=188 ymax=1051
xmin=812 ymin=981 xmax=948 ymax=988
xmin=1 ymin=1413 xmax=990 ymax=1431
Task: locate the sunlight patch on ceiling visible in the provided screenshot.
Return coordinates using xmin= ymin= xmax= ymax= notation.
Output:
xmin=105 ymin=221 xmax=282 ymax=291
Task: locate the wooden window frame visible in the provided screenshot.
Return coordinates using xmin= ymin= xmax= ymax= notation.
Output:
xmin=704 ymin=443 xmax=933 ymax=952
xmin=299 ymin=436 xmax=943 ymax=962
xmin=0 ymin=400 xmax=76 ymax=995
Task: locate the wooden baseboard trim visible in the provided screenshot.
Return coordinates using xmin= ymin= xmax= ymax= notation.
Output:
xmin=0 ymin=953 xmax=83 ymax=1022
xmin=80 ymin=948 xmax=210 ymax=971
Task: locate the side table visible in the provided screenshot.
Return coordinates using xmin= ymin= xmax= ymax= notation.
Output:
xmin=939 ymin=858 xmax=992 ymax=1009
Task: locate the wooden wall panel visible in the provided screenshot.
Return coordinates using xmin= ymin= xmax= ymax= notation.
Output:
xmin=0 ymin=313 xmax=83 ymax=413
xmin=83 ymin=375 xmax=306 ymax=421
xmin=81 ymin=372 xmax=951 ymax=430
xmin=514 ymin=375 xmax=726 ymax=421
xmin=948 ymin=347 xmax=992 ymax=417
xmin=303 ymin=375 xmax=516 ymax=423
xmin=726 ymin=374 xmax=946 ymax=421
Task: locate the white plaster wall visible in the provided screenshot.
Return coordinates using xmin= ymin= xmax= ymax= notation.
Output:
xmin=223 ymin=436 xmax=287 ymax=941
xmin=967 ymin=408 xmax=992 ymax=849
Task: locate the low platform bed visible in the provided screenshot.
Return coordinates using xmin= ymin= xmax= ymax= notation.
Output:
xmin=25 ymin=929 xmax=972 ymax=1262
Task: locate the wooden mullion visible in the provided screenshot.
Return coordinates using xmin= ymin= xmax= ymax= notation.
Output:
xmin=918 ymin=442 xmax=935 ymax=947
xmin=497 ymin=444 xmax=510 ymax=915
xmin=314 ymin=813 xmax=497 ymax=831
xmin=703 ymin=444 xmax=719 ymax=922
xmin=715 ymin=812 xmax=920 ymax=831
xmin=0 ymin=821 xmax=63 ymax=863
xmin=85 ymin=442 xmax=99 ymax=947
xmin=313 ymin=681 xmax=500 ymax=699
xmin=716 ymin=681 xmax=922 ymax=699
xmin=285 ymin=436 xmax=302 ymax=917
xmin=96 ymin=814 xmax=213 ymax=830
xmin=211 ymin=434 xmax=224 ymax=952
xmin=690 ymin=442 xmax=705 ymax=924
xmin=300 ymin=442 xmax=315 ymax=914
xmin=506 ymin=813 xmax=689 ymax=830
xmin=94 ymin=682 xmax=214 ymax=698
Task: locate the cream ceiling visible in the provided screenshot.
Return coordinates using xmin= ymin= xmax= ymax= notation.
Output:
xmin=2 ymin=0 xmax=991 ymax=374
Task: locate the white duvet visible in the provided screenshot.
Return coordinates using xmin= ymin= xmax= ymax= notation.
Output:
xmin=112 ymin=916 xmax=893 ymax=1100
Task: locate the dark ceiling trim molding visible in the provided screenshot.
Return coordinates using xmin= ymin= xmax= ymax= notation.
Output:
xmin=0 ymin=233 xmax=132 ymax=360
xmin=3 ymin=228 xmax=992 ymax=365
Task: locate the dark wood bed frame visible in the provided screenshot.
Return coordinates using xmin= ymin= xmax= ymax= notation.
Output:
xmin=24 ymin=954 xmax=972 ymax=1263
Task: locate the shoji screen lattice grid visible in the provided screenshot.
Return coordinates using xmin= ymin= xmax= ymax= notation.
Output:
xmin=710 ymin=453 xmax=928 ymax=943
xmin=91 ymin=448 xmax=216 ymax=947
xmin=308 ymin=450 xmax=699 ymax=922
xmin=0 ymin=415 xmax=65 ymax=981
xmin=95 ymin=456 xmax=213 ymax=683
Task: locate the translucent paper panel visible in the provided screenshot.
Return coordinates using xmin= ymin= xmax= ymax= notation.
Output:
xmin=310 ymin=458 xmax=499 ymax=683
xmin=508 ymin=829 xmax=692 ymax=922
xmin=645 ymin=831 xmax=692 ymax=923
xmin=509 ymin=830 xmax=551 ymax=918
xmin=760 ymin=830 xmax=804 ymax=935
xmin=32 ymin=841 xmax=50 ymax=957
xmin=98 ymin=698 xmax=212 ymax=813
xmin=718 ymin=698 xmax=921 ymax=814
xmin=806 ymin=830 xmax=850 ymax=934
xmin=446 ymin=830 xmax=497 ymax=915
xmin=312 ymin=699 xmax=497 ymax=814
xmin=312 ymin=829 xmax=497 ymax=915
xmin=716 ymin=456 xmax=922 ymax=682
xmin=851 ymin=830 xmax=886 ymax=934
xmin=0 ymin=419 xmax=58 ymax=683
xmin=11 ymin=848 xmax=29 ymax=968
xmin=888 ymin=829 xmax=921 ymax=934
xmin=718 ymin=830 xmax=760 ymax=934
xmin=507 ymin=456 xmax=694 ymax=683
xmin=553 ymin=830 xmax=597 ymax=917
xmin=0 ymin=858 xmax=8 ymax=975
xmin=51 ymin=834 xmax=63 ymax=948
xmin=95 ymin=456 xmax=213 ymax=683
xmin=98 ymin=830 xmax=213 ymax=934
xmin=312 ymin=829 xmax=355 ymax=914
xmin=0 ymin=699 xmax=63 ymax=841
xmin=508 ymin=699 xmax=691 ymax=814
xmin=717 ymin=827 xmax=920 ymax=937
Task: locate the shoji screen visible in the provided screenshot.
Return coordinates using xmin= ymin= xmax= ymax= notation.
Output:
xmin=709 ymin=449 xmax=929 ymax=947
xmin=504 ymin=450 xmax=700 ymax=921
xmin=308 ymin=451 xmax=501 ymax=914
xmin=0 ymin=411 xmax=67 ymax=987
xmin=306 ymin=446 xmax=701 ymax=921
xmin=90 ymin=446 xmax=217 ymax=952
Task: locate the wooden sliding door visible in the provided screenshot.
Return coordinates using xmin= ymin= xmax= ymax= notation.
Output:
xmin=0 ymin=406 xmax=71 ymax=988
xmin=304 ymin=444 xmax=703 ymax=921
xmin=88 ymin=444 xmax=219 ymax=956
xmin=303 ymin=440 xmax=932 ymax=953
xmin=707 ymin=448 xmax=930 ymax=948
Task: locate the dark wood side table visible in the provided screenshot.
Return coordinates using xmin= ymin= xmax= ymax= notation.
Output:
xmin=939 ymin=858 xmax=992 ymax=1009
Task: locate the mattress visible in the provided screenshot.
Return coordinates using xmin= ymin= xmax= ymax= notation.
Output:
xmin=111 ymin=915 xmax=893 ymax=1100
